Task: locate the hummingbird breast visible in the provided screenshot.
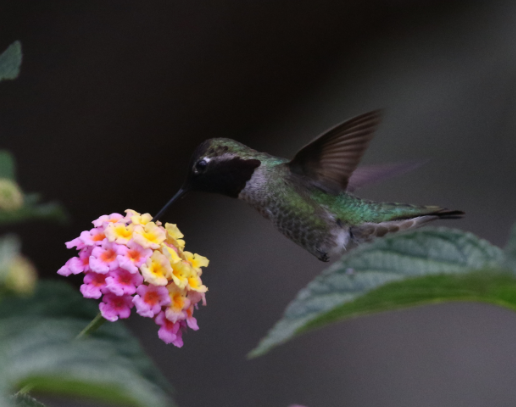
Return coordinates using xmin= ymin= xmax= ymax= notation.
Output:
xmin=238 ymin=163 xmax=346 ymax=261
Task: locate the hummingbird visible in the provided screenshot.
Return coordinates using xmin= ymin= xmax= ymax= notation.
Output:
xmin=154 ymin=110 xmax=464 ymax=262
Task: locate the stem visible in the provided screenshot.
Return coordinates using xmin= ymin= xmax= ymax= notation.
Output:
xmin=17 ymin=314 xmax=105 ymax=397
xmin=76 ymin=313 xmax=106 ymax=339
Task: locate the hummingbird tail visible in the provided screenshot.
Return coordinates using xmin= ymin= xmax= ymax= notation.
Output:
xmin=349 ymin=207 xmax=465 ymax=243
xmin=429 ymin=209 xmax=465 ymax=220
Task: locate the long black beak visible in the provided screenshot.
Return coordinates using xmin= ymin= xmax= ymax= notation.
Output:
xmin=152 ymin=188 xmax=187 ymax=222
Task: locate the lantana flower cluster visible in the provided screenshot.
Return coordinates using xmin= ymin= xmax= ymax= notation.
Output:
xmin=58 ymin=209 xmax=209 ymax=347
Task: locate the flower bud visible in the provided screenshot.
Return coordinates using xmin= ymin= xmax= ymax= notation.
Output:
xmin=0 ymin=178 xmax=23 ymax=211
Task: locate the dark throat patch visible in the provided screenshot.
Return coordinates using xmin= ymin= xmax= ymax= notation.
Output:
xmin=190 ymin=157 xmax=261 ymax=198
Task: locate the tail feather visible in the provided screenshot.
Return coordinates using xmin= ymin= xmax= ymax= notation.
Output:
xmin=430 ymin=209 xmax=465 ymax=220
xmin=350 ymin=207 xmax=465 ymax=243
xmin=391 ymin=207 xmax=465 ymax=221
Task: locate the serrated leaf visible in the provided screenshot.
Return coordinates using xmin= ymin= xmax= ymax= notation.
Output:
xmin=0 ymin=281 xmax=175 ymax=407
xmin=504 ymin=222 xmax=516 ymax=273
xmin=0 ymin=150 xmax=16 ymax=180
xmin=302 ymin=270 xmax=516 ymax=331
xmin=249 ymin=227 xmax=505 ymax=357
xmin=0 ymin=41 xmax=22 ymax=81
xmin=0 ymin=194 xmax=68 ymax=226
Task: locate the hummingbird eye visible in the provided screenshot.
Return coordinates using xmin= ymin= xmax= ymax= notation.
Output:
xmin=195 ymin=159 xmax=208 ymax=173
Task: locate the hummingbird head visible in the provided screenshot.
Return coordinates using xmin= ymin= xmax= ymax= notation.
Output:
xmin=183 ymin=138 xmax=261 ymax=197
xmin=152 ymin=138 xmax=262 ymax=222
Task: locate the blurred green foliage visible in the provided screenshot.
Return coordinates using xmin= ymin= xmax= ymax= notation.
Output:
xmin=0 ymin=41 xmax=175 ymax=407
xmin=0 ymin=281 xmax=175 ymax=407
xmin=0 ymin=41 xmax=21 ymax=81
xmin=0 ymin=150 xmax=16 ymax=180
xmin=0 ymin=235 xmax=36 ymax=297
xmin=0 ymin=149 xmax=68 ymax=225
xmin=11 ymin=394 xmax=46 ymax=407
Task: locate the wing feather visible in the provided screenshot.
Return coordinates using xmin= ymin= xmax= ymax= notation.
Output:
xmin=347 ymin=160 xmax=427 ymax=192
xmin=288 ymin=110 xmax=382 ymax=191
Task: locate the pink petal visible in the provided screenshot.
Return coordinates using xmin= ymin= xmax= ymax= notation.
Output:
xmin=105 ymin=268 xmax=143 ymax=296
xmin=156 ymin=311 xmax=182 ymax=345
xmin=117 ymin=255 xmax=138 ymax=274
xmin=99 ymin=302 xmax=119 ymax=322
xmin=57 ymin=263 xmax=72 ymax=277
xmin=93 ymin=213 xmax=124 ymax=227
xmin=115 ymin=244 xmax=128 ymax=255
xmin=133 ymin=295 xmax=155 ymax=318
xmin=65 ymin=237 xmax=85 ymax=250
xmin=89 ymin=256 xmax=110 ymax=274
xmin=80 ymin=283 xmax=103 ymax=299
xmin=79 ymin=228 xmax=106 ymax=246
xmin=170 ymin=330 xmax=184 ymax=348
xmin=80 ymin=272 xmax=108 ymax=299
xmin=79 ymin=246 xmax=93 ymax=257
xmin=133 ymin=285 xmax=170 ymax=318
xmin=68 ymin=257 xmax=85 ymax=275
xmin=170 ymin=321 xmax=186 ymax=347
xmin=188 ymin=290 xmax=206 ymax=306
xmin=116 ymin=242 xmax=152 ymax=272
xmin=99 ymin=293 xmax=134 ymax=321
xmin=90 ymin=242 xmax=120 ymax=273
xmin=186 ymin=316 xmax=199 ymax=331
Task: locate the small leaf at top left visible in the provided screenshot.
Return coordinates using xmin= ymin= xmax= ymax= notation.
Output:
xmin=0 ymin=41 xmax=22 ymax=81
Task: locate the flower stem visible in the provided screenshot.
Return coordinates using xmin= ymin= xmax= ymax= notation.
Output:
xmin=76 ymin=313 xmax=105 ymax=339
xmin=15 ymin=315 xmax=105 ymax=398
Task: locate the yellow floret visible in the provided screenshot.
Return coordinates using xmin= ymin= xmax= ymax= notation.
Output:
xmin=165 ymin=223 xmax=184 ymax=239
xmin=161 ymin=244 xmax=182 ymax=264
xmin=140 ymin=251 xmax=172 ymax=286
xmin=133 ymin=222 xmax=166 ymax=249
xmin=125 ymin=209 xmax=153 ymax=225
xmin=164 ymin=223 xmax=185 ymax=250
xmin=165 ymin=283 xmax=190 ymax=322
xmin=170 ymin=261 xmax=193 ymax=290
xmin=105 ymin=223 xmax=134 ymax=244
xmin=187 ymin=272 xmax=208 ymax=293
xmin=167 ymin=284 xmax=187 ymax=310
xmin=184 ymin=251 xmax=209 ymax=273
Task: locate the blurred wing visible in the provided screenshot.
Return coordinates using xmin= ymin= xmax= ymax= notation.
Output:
xmin=289 ymin=110 xmax=382 ymax=191
xmin=347 ymin=160 xmax=427 ymax=192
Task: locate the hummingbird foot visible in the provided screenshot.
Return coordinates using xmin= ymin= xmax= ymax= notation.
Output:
xmin=316 ymin=250 xmax=330 ymax=262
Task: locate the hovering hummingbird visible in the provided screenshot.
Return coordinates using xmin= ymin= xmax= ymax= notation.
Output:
xmin=154 ymin=111 xmax=464 ymax=262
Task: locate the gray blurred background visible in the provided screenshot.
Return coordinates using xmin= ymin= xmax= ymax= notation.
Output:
xmin=2 ymin=1 xmax=516 ymax=406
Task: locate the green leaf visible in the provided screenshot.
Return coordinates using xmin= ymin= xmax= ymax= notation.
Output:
xmin=303 ymin=270 xmax=516 ymax=330
xmin=249 ymin=227 xmax=505 ymax=358
xmin=0 ymin=41 xmax=22 ymax=81
xmin=0 ymin=150 xmax=16 ymax=180
xmin=11 ymin=394 xmax=47 ymax=407
xmin=0 ymin=281 xmax=175 ymax=407
xmin=504 ymin=222 xmax=516 ymax=273
xmin=0 ymin=194 xmax=68 ymax=225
